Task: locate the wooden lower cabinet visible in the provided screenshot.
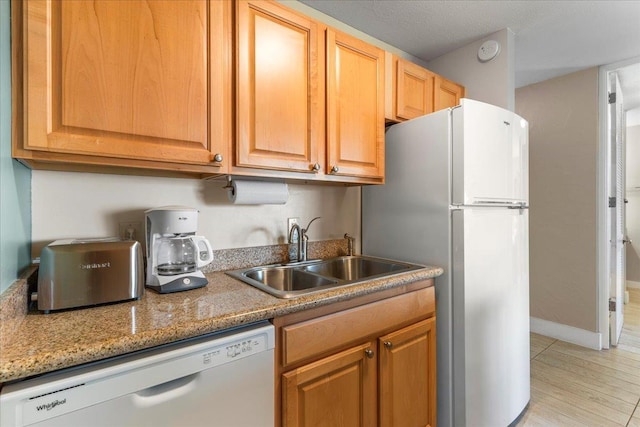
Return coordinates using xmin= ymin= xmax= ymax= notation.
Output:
xmin=379 ymin=318 xmax=437 ymax=427
xmin=282 ymin=342 xmax=377 ymax=427
xmin=276 ymin=283 xmax=436 ymax=427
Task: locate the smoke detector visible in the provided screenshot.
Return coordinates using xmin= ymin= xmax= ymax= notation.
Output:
xmin=478 ymin=40 xmax=501 ymax=62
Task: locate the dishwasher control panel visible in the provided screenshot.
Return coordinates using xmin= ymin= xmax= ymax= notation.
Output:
xmin=203 ymin=335 xmax=267 ymax=365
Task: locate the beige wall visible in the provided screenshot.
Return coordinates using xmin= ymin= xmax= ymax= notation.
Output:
xmin=516 ymin=67 xmax=599 ymax=332
xmin=31 ymin=171 xmax=361 ymax=257
xmin=627 ymin=124 xmax=640 ymax=283
xmin=427 ymin=28 xmax=515 ymax=111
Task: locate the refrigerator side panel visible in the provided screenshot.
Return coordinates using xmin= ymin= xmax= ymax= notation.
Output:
xmin=363 ymin=109 xmax=451 ymax=266
xmin=451 ymin=209 xmax=467 ymax=427
xmin=363 ymin=108 xmax=455 ymax=427
xmin=453 ymin=99 xmax=528 ymax=205
xmin=453 ymin=207 xmax=530 ymax=426
xmin=515 ymin=112 xmax=530 ymax=205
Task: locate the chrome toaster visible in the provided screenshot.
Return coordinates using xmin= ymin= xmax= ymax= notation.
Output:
xmin=36 ymin=238 xmax=144 ymax=313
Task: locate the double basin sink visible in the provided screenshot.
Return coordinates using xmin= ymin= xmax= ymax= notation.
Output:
xmin=226 ymin=255 xmax=423 ymax=299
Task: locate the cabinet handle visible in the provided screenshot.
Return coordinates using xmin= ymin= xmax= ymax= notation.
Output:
xmin=311 ymin=163 xmax=321 ymax=172
xmin=384 ymin=341 xmax=393 ymax=349
xmin=212 ymin=153 xmax=223 ymax=163
xmin=364 ymin=349 xmax=375 ymax=359
xmin=330 ymin=166 xmax=339 ymax=174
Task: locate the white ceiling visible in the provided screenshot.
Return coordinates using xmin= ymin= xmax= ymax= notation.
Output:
xmin=300 ymin=0 xmax=640 ymax=110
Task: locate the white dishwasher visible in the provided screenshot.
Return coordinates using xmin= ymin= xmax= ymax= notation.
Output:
xmin=1 ymin=321 xmax=275 ymax=427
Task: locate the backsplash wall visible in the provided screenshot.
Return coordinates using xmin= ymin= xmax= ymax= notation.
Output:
xmin=31 ymin=170 xmax=361 ymax=258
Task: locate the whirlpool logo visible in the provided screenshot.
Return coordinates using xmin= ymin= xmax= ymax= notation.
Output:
xmin=36 ymin=398 xmax=66 ymax=412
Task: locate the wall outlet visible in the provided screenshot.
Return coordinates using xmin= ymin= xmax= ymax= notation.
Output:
xmin=119 ymin=221 xmax=143 ymax=242
xmin=287 ymin=217 xmax=299 ymax=242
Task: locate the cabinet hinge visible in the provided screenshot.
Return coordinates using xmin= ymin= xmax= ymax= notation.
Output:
xmin=609 ymin=92 xmax=616 ymax=104
xmin=609 ymin=299 xmax=616 ymax=312
xmin=609 ymin=197 xmax=616 ymax=208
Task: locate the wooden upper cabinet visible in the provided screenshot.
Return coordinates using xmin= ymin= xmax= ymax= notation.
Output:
xmin=386 ymin=54 xmax=435 ymax=122
xmin=236 ymin=0 xmax=322 ymax=173
xmin=379 ymin=317 xmax=437 ymax=427
xmin=16 ymin=0 xmax=231 ymax=172
xmin=396 ymin=59 xmax=435 ymax=120
xmin=282 ymin=342 xmax=377 ymax=427
xmin=435 ymin=75 xmax=466 ymax=111
xmin=326 ymin=29 xmax=385 ymax=180
xmin=385 ymin=52 xmax=467 ymax=124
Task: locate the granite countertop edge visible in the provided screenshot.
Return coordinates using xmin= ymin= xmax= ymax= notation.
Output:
xmin=0 ymin=266 xmax=443 ymax=384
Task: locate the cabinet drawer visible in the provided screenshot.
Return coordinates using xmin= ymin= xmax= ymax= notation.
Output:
xmin=281 ymin=287 xmax=434 ymax=367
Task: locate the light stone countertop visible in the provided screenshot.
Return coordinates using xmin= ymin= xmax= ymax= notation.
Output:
xmin=0 ymin=266 xmax=442 ymax=384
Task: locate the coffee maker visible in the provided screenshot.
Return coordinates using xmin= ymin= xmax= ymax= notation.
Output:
xmin=145 ymin=206 xmax=213 ymax=293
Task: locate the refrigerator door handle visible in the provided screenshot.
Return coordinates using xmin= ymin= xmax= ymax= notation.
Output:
xmin=451 ymin=203 xmax=528 ymax=209
xmin=472 ymin=200 xmax=526 ymax=206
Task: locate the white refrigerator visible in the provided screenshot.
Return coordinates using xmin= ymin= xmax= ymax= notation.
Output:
xmin=363 ymin=98 xmax=530 ymax=427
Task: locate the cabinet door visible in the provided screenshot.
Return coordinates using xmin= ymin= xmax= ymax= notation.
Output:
xmin=21 ymin=0 xmax=230 ymax=170
xmin=396 ymin=59 xmax=435 ymax=121
xmin=236 ymin=0 xmax=322 ymax=173
xmin=326 ymin=29 xmax=384 ymax=179
xmin=434 ymin=75 xmax=465 ymax=111
xmin=379 ymin=317 xmax=437 ymax=427
xmin=282 ymin=342 xmax=377 ymax=427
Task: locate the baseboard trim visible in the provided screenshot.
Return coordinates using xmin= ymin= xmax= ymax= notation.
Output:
xmin=530 ymin=317 xmax=602 ymax=350
xmin=627 ymin=280 xmax=640 ymax=289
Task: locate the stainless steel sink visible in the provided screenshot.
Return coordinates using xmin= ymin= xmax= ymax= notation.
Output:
xmin=245 ymin=266 xmax=338 ymax=292
xmin=302 ymin=256 xmax=409 ymax=281
xmin=226 ymin=255 xmax=423 ymax=299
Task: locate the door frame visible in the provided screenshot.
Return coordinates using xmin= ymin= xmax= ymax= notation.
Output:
xmin=597 ymin=56 xmax=639 ymax=349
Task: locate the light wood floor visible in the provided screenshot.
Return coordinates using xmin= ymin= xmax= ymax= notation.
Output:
xmin=517 ymin=288 xmax=640 ymax=427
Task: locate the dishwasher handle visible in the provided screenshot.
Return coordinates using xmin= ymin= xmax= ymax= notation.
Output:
xmin=132 ymin=372 xmax=199 ymax=407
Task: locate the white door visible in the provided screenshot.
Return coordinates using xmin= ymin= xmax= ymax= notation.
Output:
xmin=609 ymin=73 xmax=626 ymax=346
xmin=451 ymin=207 xmax=530 ymax=426
xmin=452 ymin=99 xmax=529 ymax=205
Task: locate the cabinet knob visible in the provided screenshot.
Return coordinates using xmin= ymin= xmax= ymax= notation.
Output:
xmin=330 ymin=166 xmax=339 ymax=174
xmin=212 ymin=153 xmax=223 ymax=163
xmin=364 ymin=349 xmax=375 ymax=359
xmin=311 ymin=163 xmax=321 ymax=172
xmin=383 ymin=341 xmax=393 ymax=349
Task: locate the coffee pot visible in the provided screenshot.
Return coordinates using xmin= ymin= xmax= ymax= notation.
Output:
xmin=155 ymin=235 xmax=213 ymax=276
xmin=145 ymin=206 xmax=214 ymax=293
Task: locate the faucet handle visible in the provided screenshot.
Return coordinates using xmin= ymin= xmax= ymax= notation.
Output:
xmin=344 ymin=233 xmax=355 ymax=256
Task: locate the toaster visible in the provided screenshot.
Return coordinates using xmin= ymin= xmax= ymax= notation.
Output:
xmin=36 ymin=238 xmax=144 ymax=313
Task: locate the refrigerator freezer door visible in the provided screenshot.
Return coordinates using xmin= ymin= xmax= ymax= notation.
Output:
xmin=452 ymin=207 xmax=530 ymax=427
xmin=452 ymin=99 xmax=529 ymax=205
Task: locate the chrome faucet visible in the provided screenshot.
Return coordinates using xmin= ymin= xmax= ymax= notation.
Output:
xmin=289 ymin=217 xmax=321 ymax=262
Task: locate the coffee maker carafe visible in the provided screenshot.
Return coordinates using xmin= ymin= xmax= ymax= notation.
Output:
xmin=145 ymin=206 xmax=213 ymax=293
